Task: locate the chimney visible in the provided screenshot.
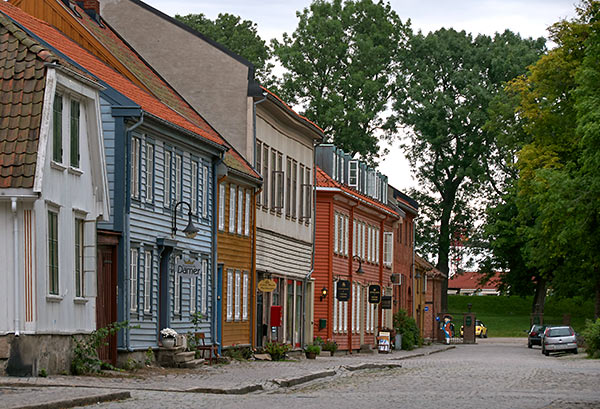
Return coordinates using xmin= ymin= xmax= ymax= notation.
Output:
xmin=75 ymin=0 xmax=100 ymax=21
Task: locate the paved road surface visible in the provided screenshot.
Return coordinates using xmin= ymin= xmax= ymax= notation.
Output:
xmin=82 ymin=338 xmax=600 ymax=409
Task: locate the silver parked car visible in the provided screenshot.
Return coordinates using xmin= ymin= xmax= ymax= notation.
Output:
xmin=541 ymin=326 xmax=578 ymax=356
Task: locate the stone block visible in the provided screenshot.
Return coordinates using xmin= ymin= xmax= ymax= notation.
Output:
xmin=0 ymin=335 xmax=12 ymax=359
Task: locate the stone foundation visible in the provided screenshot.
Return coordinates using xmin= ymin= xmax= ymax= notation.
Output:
xmin=0 ymin=334 xmax=84 ymax=376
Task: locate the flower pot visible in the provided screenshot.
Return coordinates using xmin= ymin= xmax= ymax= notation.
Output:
xmin=162 ymin=337 xmax=176 ymax=348
xmin=305 ymin=351 xmax=317 ymax=360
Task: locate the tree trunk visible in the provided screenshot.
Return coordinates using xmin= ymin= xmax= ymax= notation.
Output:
xmin=436 ymin=193 xmax=455 ymax=313
xmin=595 ymin=272 xmax=600 ymax=320
xmin=531 ymin=277 xmax=547 ymax=315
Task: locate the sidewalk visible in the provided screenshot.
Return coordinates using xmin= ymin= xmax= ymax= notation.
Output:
xmin=0 ymin=344 xmax=454 ymax=408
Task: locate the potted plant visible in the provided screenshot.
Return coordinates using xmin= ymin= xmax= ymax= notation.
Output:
xmin=305 ymin=343 xmax=321 ymax=359
xmin=322 ymin=339 xmax=338 ymax=356
xmin=264 ymin=342 xmax=291 ymax=361
xmin=160 ymin=328 xmax=178 ymax=348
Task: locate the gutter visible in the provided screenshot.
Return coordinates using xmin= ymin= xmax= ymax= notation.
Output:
xmin=12 ymin=198 xmax=20 ymax=336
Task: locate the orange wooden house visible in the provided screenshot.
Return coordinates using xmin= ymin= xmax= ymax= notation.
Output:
xmin=313 ymin=145 xmax=400 ymax=352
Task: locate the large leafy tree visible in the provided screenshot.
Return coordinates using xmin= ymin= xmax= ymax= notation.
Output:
xmin=175 ymin=13 xmax=273 ymax=85
xmin=391 ymin=28 xmax=546 ymax=311
xmin=272 ymin=0 xmax=409 ymax=161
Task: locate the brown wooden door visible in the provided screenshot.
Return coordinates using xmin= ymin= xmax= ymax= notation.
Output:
xmin=97 ymin=245 xmax=117 ymax=365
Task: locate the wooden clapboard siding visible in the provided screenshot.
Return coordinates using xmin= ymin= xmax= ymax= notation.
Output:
xmin=313 ymin=194 xmax=332 ymax=341
xmin=218 ymin=180 xmax=254 ymax=347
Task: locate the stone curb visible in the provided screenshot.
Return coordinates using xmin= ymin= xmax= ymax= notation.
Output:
xmin=9 ymin=391 xmax=131 ymax=409
xmin=344 ymin=363 xmax=403 ymax=371
xmin=273 ymin=370 xmax=336 ymax=388
xmin=186 ymin=384 xmax=263 ymax=395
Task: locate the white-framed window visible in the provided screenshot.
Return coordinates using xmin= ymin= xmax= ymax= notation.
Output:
xmin=242 ymin=272 xmax=249 ymax=320
xmin=375 ymin=227 xmax=380 ymax=265
xmin=285 ymin=157 xmax=292 ymax=216
xmin=237 ymin=187 xmax=243 ymax=235
xmin=202 ymin=165 xmax=209 ymax=218
xmin=164 ymin=149 xmax=172 ymax=208
xmin=234 ymin=271 xmax=241 ymax=321
xmin=191 ymin=161 xmax=198 ymax=213
xmin=218 ymin=183 xmax=225 ymax=230
xmin=343 ymin=215 xmax=349 ymax=256
xmin=144 ymin=250 xmax=152 ymax=313
xmin=262 ymin=143 xmax=269 ymax=208
xmin=256 ymin=140 xmax=262 ymax=206
xmin=343 ymin=300 xmax=348 ymax=333
xmin=201 ymin=259 xmax=208 ymax=314
xmin=174 ymin=255 xmax=181 ymax=315
xmin=349 ymin=160 xmax=358 ymax=188
xmin=52 ymin=93 xmax=63 ymax=163
xmin=130 ymin=248 xmax=138 ymax=312
xmin=292 ymin=160 xmax=297 ymax=218
xmin=74 ymin=217 xmax=84 ymax=298
xmin=384 ymin=232 xmax=393 ymax=267
xmin=229 ymin=184 xmax=236 ymax=233
xmin=333 ymin=281 xmax=338 ymax=333
xmin=353 ymin=219 xmax=357 ymax=257
xmin=190 ymin=276 xmax=197 ymax=314
xmin=351 ymin=283 xmax=356 ymax=333
xmin=146 ymin=143 xmax=154 ymax=203
xmin=355 ymin=283 xmax=361 ymax=333
xmin=70 ymin=99 xmax=80 ymax=168
xmin=244 ymin=190 xmax=250 ymax=236
xmin=226 ymin=269 xmax=233 ymax=321
xmin=334 ymin=213 xmax=339 ymax=254
xmin=332 ymin=151 xmax=337 ymax=180
xmin=131 ymin=137 xmax=140 ymax=200
xmin=272 ymin=150 xmax=284 ymax=211
xmin=302 ymin=167 xmax=311 ymax=220
xmin=175 ymin=154 xmax=182 ymax=203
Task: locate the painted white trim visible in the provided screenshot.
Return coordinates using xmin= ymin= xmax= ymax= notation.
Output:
xmin=34 ymin=68 xmax=57 ymax=193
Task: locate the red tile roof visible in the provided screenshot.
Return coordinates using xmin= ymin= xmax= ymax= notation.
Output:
xmin=0 ymin=2 xmax=259 ymax=180
xmin=316 ymin=166 xmax=398 ymax=217
xmin=0 ymin=13 xmax=54 ymax=188
xmin=449 ymin=271 xmax=501 ymax=290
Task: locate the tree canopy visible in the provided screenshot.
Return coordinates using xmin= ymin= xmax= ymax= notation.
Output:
xmin=175 ymin=12 xmax=273 ymax=85
xmin=272 ymin=0 xmax=409 ymax=161
xmin=391 ymin=28 xmax=546 ymax=311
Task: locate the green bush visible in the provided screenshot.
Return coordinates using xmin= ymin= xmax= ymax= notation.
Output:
xmin=223 ymin=345 xmax=253 ymax=361
xmin=71 ymin=321 xmax=130 ymax=375
xmin=322 ymin=339 xmax=338 ymax=353
xmin=264 ymin=342 xmax=291 ymax=361
xmin=393 ymin=309 xmax=422 ymax=351
xmin=305 ymin=343 xmax=321 ymax=354
xmin=582 ymin=318 xmax=600 ymax=359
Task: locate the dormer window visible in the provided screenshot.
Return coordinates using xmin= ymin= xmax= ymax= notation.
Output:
xmin=70 ymin=100 xmax=80 ymax=168
xmin=52 ymin=94 xmax=63 ymax=163
xmin=349 ymin=160 xmax=358 ymax=188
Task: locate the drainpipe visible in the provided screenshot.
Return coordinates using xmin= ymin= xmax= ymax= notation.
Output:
xmin=212 ymin=152 xmax=226 ymax=354
xmin=252 ymin=93 xmax=268 ymax=168
xmin=251 ymin=189 xmax=261 ymax=347
xmin=124 ymin=113 xmax=144 ymax=351
xmin=411 ymin=219 xmax=416 ymax=320
xmin=12 ymin=198 xmax=20 ymax=337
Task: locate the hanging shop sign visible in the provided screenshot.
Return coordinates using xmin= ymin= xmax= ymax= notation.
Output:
xmin=258 ymin=279 xmax=277 ymax=293
xmin=336 ymin=280 xmax=351 ymax=301
xmin=368 ymin=285 xmax=381 ymax=304
xmin=381 ymin=295 xmax=392 ymax=310
xmin=175 ymin=259 xmax=202 ymax=279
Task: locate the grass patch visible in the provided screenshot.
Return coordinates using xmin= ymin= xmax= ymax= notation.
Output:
xmin=448 ymin=295 xmax=595 ymax=337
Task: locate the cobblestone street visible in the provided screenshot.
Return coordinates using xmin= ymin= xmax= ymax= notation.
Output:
xmin=73 ymin=339 xmax=600 ymax=409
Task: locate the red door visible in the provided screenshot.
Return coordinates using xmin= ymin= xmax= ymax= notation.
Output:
xmin=97 ymin=244 xmax=117 ymax=365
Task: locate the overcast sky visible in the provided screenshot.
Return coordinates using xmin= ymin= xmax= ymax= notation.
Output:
xmin=138 ymin=0 xmax=578 ymax=191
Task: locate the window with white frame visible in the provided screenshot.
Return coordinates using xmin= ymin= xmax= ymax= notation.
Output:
xmin=201 ymin=259 xmax=208 ymax=314
xmin=144 ymin=250 xmax=152 ymax=313
xmin=175 ymin=154 xmax=182 ymax=203
xmin=146 ymin=143 xmax=154 ymax=203
xmin=343 ymin=215 xmax=348 ymax=256
xmin=343 ymin=299 xmax=348 ymax=333
xmin=375 ymin=227 xmax=380 ymax=265
xmin=285 ymin=157 xmax=292 ymax=216
xmin=333 ymin=281 xmax=338 ymax=333
xmin=334 ymin=213 xmax=339 ymax=254
xmin=256 ymin=140 xmax=262 ymax=206
xmin=190 ymin=276 xmax=197 ymax=314
xmin=349 ymin=160 xmax=358 ymax=188
xmin=356 ymin=283 xmax=361 ymax=333
xmin=202 ymin=165 xmax=209 ymax=218
xmin=229 ymin=184 xmax=236 ymax=233
xmin=262 ymin=143 xmax=269 ymax=208
xmin=74 ymin=217 xmax=84 ymax=298
xmin=272 ymin=151 xmax=284 ymax=212
xmin=384 ymin=232 xmax=393 ymax=267
xmin=52 ymin=94 xmax=63 ymax=163
xmin=174 ymin=255 xmax=181 ymax=315
xmin=244 ymin=190 xmax=250 ymax=236
xmin=164 ymin=150 xmax=172 ymax=208
xmin=218 ymin=183 xmax=225 ymax=230
xmin=332 ymin=151 xmax=337 ymax=180
xmin=191 ymin=161 xmax=198 ymax=213
xmin=131 ymin=137 xmax=140 ymax=200
xmin=234 ymin=271 xmax=241 ymax=320
xmin=299 ymin=164 xmax=305 ymax=219
xmin=70 ymin=100 xmax=80 ymax=168
xmin=129 ymin=248 xmax=138 ymax=312
xmin=237 ymin=187 xmax=243 ymax=235
xmin=353 ymin=219 xmax=357 ymax=257
xmin=243 ymin=272 xmax=249 ymax=320
xmin=292 ymin=160 xmax=297 ymax=218
xmin=303 ymin=167 xmax=311 ymax=220
xmin=226 ymin=269 xmax=233 ymax=321
xmin=351 ymin=283 xmax=356 ymax=333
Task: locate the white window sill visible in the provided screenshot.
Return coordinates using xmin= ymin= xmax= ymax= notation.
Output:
xmin=68 ymin=167 xmax=84 ymax=176
xmin=46 ymin=294 xmax=63 ymax=303
xmin=50 ymin=161 xmax=67 ymax=172
xmin=73 ymin=297 xmax=88 ymax=304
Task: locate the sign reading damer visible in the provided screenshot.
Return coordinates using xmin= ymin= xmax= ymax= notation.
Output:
xmin=175 ymin=259 xmax=203 ymax=279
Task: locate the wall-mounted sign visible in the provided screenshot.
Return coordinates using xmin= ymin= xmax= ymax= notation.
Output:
xmin=424 ymin=306 xmax=429 ymax=312
xmin=381 ymin=295 xmax=392 ymax=310
xmin=258 ymin=279 xmax=277 ymax=292
xmin=368 ymin=285 xmax=381 ymax=304
xmin=175 ymin=259 xmax=202 ymax=279
xmin=336 ymin=280 xmax=351 ymax=301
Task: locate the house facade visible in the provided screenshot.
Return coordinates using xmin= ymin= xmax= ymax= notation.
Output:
xmin=0 ymin=14 xmax=110 ymax=375
xmin=414 ymin=256 xmax=446 ymax=341
xmin=2 ymin=1 xmax=247 ymax=363
xmin=254 ymin=89 xmax=323 ymax=348
xmin=313 ymin=145 xmax=400 ymax=352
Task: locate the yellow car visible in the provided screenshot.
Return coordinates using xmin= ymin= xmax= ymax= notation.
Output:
xmin=460 ymin=320 xmax=488 ymax=338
